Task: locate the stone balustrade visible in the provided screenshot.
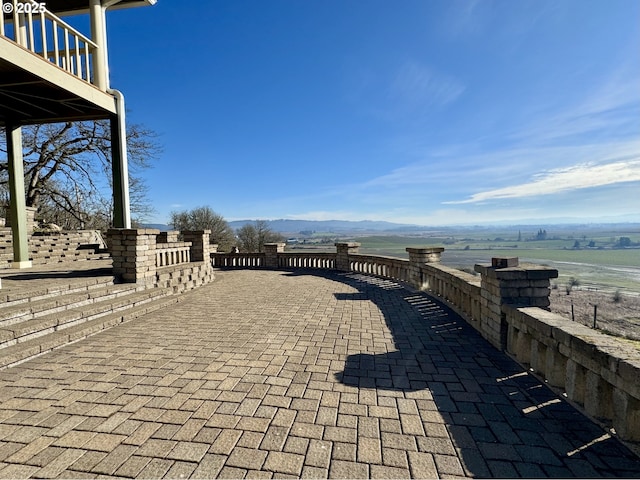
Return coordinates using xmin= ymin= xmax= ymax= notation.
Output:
xmin=211 ymin=252 xmax=266 ymax=268
xmin=155 ymin=242 xmax=191 ymax=267
xmin=421 ymin=262 xmax=482 ymax=331
xmin=209 ymin=244 xmax=640 ymax=445
xmin=278 ymin=252 xmax=336 ymax=269
xmin=349 ymin=254 xmax=411 ymax=284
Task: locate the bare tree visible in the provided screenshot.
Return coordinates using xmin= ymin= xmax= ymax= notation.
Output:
xmin=0 ymin=120 xmax=160 ymax=229
xmin=237 ymin=220 xmax=284 ymax=252
xmin=170 ymin=206 xmax=235 ymax=252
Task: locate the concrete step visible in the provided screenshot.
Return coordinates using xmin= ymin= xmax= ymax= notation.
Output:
xmin=0 ymin=274 xmax=115 ymax=305
xmin=0 ymin=286 xmax=180 ymax=369
xmin=0 ymin=283 xmax=141 ymax=328
xmin=0 ymin=284 xmax=151 ymax=348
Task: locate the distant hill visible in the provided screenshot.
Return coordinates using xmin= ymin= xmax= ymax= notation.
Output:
xmin=140 ymin=219 xmax=421 ymax=234
xmin=141 ymin=217 xmax=640 ymax=236
xmin=227 ymin=219 xmax=422 ymax=235
xmin=140 ymin=223 xmax=171 ymax=230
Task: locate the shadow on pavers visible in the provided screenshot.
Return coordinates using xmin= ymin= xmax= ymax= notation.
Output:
xmin=286 ymin=269 xmax=640 ymax=478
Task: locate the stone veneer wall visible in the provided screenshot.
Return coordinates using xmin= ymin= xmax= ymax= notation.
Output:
xmin=156 ymin=262 xmax=214 ymax=294
xmin=4 ymin=206 xmax=37 ymax=235
xmin=109 ymin=228 xmax=158 ymax=285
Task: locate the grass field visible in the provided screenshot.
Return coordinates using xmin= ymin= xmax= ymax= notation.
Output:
xmin=343 ymin=231 xmax=640 ymax=293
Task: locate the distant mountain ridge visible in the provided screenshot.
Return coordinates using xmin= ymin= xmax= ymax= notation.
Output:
xmin=227 ymin=219 xmax=420 ymax=234
xmin=142 ymin=215 xmax=640 ymax=234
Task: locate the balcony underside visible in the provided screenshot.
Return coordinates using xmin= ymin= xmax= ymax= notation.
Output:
xmin=0 ymin=36 xmax=116 ymax=126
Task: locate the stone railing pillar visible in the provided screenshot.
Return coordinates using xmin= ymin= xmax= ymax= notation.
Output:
xmin=6 ymin=205 xmax=37 ymax=235
xmin=264 ymin=243 xmax=285 ymax=268
xmin=182 ymin=230 xmax=211 ymax=262
xmin=406 ymin=247 xmax=444 ymax=290
xmin=107 ymin=228 xmax=159 ymax=284
xmin=157 ymin=230 xmax=179 ymax=243
xmin=335 ymin=242 xmax=360 ymax=271
xmin=474 ymin=257 xmax=558 ymax=350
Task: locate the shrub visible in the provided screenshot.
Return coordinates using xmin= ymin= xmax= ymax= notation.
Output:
xmin=564 ymin=277 xmax=580 ymax=295
xmin=613 ymin=290 xmax=622 ymax=303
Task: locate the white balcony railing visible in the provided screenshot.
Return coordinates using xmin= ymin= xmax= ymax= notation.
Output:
xmin=0 ymin=0 xmax=97 ymax=84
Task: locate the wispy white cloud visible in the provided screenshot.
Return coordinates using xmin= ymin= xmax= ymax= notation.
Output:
xmin=442 ymin=0 xmax=559 ymax=44
xmin=446 ymin=159 xmax=640 ymax=204
xmin=362 ymin=140 xmax=640 ymax=189
xmin=443 ymin=0 xmax=487 ymax=38
xmin=512 ymin=77 xmax=640 ymax=145
xmin=346 ymin=60 xmax=465 ymax=122
xmin=390 ymin=61 xmax=466 ymax=109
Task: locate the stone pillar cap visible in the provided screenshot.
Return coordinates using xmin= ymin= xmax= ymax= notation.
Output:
xmin=335 ymin=242 xmax=361 ymax=247
xmin=405 ymin=247 xmax=445 ymax=253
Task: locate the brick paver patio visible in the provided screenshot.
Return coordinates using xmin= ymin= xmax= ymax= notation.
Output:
xmin=0 ymin=269 xmax=639 ymax=478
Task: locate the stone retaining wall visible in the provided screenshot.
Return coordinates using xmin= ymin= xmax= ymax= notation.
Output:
xmin=0 ymin=228 xmax=109 ymax=268
xmin=156 ymin=262 xmax=215 ymax=294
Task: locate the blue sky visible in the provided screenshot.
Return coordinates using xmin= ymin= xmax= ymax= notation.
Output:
xmin=102 ymin=0 xmax=639 ymax=225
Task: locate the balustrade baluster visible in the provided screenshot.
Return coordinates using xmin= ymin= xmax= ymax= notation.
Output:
xmin=74 ymin=36 xmax=81 ymax=76
xmin=27 ymin=10 xmax=34 ymax=51
xmin=52 ymin=21 xmax=59 ymax=66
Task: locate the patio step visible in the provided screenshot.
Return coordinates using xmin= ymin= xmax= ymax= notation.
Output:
xmin=0 ymin=273 xmax=115 ymax=305
xmin=0 ymin=283 xmax=181 ymax=369
xmin=0 ymin=283 xmax=139 ymax=328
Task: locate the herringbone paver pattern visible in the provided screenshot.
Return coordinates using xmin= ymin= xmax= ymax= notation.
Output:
xmin=0 ymin=269 xmax=638 ymax=478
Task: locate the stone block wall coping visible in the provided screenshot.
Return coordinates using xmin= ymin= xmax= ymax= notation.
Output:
xmin=181 ymin=230 xmax=212 ymax=235
xmin=107 ymin=228 xmax=160 ymax=235
xmin=335 ymin=242 xmax=361 ymax=248
xmin=423 ymin=262 xmax=482 ymax=286
xmin=474 ymin=262 xmax=559 ymax=280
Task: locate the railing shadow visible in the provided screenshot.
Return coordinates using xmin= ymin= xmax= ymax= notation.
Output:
xmin=285 ymin=269 xmax=640 ymax=478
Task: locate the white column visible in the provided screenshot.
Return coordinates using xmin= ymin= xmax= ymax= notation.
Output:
xmin=89 ymin=0 xmax=109 ymax=90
